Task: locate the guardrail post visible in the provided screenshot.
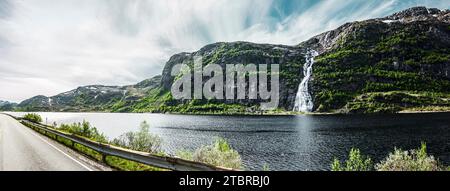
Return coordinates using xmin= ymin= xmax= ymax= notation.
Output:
xmin=101 ymin=154 xmax=108 ymax=164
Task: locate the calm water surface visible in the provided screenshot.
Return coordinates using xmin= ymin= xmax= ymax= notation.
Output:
xmin=7 ymin=112 xmax=450 ymax=171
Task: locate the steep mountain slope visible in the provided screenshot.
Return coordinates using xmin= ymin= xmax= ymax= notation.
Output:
xmin=13 ymin=7 xmax=450 ymax=114
xmin=122 ymin=41 xmax=309 ymax=113
xmin=124 ymin=6 xmax=449 ymax=114
xmin=303 ymin=6 xmax=450 ymax=113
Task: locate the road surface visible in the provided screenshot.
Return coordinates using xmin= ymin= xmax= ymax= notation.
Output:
xmin=0 ymin=114 xmax=101 ymax=171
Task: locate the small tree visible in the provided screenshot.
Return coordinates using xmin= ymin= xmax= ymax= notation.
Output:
xmin=176 ymin=137 xmax=242 ymax=169
xmin=58 ymin=120 xmax=107 ymax=143
xmin=23 ymin=113 xmax=43 ymax=123
xmin=112 ymin=121 xmax=162 ymax=154
xmin=331 ymin=148 xmax=373 ymax=171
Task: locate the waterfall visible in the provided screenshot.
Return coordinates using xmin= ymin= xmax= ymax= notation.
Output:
xmin=293 ymin=49 xmax=319 ymax=112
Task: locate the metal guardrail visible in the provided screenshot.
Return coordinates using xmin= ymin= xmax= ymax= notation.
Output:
xmin=2 ymin=113 xmax=233 ymax=171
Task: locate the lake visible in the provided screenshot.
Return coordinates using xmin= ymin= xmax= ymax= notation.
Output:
xmin=6 ymin=112 xmax=450 ymax=171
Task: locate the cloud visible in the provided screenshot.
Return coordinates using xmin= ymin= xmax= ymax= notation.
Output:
xmin=0 ymin=0 xmax=448 ymax=102
xmin=0 ymin=0 xmax=13 ymax=19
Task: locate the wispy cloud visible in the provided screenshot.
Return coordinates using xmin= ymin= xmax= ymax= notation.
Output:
xmin=0 ymin=0 xmax=448 ymax=102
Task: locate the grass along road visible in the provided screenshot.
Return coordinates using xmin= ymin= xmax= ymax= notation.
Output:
xmin=0 ymin=114 xmax=109 ymax=171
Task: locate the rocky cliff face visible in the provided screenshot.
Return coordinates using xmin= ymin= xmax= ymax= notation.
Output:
xmin=159 ymin=42 xmax=305 ymax=110
xmin=306 ymin=6 xmax=450 ymax=112
xmin=299 ymin=7 xmax=449 ymax=54
xmin=153 ymin=7 xmax=449 ymax=113
xmin=13 ymin=7 xmax=450 ymax=114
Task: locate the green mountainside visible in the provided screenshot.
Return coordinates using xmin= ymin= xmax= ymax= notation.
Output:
xmin=14 ymin=76 xmax=161 ymax=112
xmin=306 ymin=7 xmax=450 ymax=113
xmin=0 ymin=100 xmax=17 ymax=111
xmin=8 ymin=7 xmax=450 ymax=114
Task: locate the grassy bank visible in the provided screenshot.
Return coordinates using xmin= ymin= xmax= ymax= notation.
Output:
xmin=342 ymin=91 xmax=450 ymax=114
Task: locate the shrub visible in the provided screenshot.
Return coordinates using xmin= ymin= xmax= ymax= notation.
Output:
xmin=23 ymin=113 xmax=43 ymax=123
xmin=58 ymin=120 xmax=108 ymax=143
xmin=375 ymin=143 xmax=444 ymax=171
xmin=331 ymin=148 xmax=373 ymax=171
xmin=331 ymin=143 xmax=447 ymax=171
xmin=262 ymin=163 xmax=270 ymax=171
xmin=176 ymin=138 xmax=242 ymax=169
xmin=112 ymin=121 xmax=162 ymax=154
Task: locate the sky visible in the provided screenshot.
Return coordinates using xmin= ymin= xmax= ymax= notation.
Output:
xmin=0 ymin=0 xmax=449 ymax=102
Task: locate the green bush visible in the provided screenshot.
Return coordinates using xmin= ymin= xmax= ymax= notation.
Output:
xmin=111 ymin=121 xmax=162 ymax=154
xmin=262 ymin=163 xmax=270 ymax=171
xmin=331 ymin=143 xmax=447 ymax=171
xmin=58 ymin=120 xmax=108 ymax=143
xmin=331 ymin=148 xmax=373 ymax=171
xmin=176 ymin=137 xmax=242 ymax=169
xmin=23 ymin=113 xmax=43 ymax=123
xmin=375 ymin=143 xmax=444 ymax=171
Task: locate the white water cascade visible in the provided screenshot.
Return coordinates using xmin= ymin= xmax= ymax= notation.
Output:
xmin=293 ymin=49 xmax=319 ymax=112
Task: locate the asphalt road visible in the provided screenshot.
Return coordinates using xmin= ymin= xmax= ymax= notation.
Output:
xmin=0 ymin=114 xmax=99 ymax=171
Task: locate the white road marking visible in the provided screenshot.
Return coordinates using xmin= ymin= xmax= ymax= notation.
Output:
xmin=24 ymin=126 xmax=94 ymax=171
